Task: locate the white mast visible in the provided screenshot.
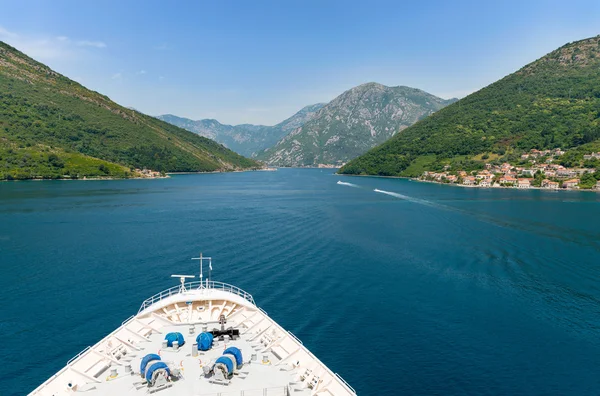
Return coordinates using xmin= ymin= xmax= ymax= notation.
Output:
xmin=192 ymin=252 xmax=212 ymax=288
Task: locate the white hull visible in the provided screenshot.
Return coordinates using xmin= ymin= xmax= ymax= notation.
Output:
xmin=30 ymin=281 xmax=356 ymax=396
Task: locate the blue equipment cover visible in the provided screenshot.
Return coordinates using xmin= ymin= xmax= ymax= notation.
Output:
xmin=140 ymin=354 xmax=161 ymax=376
xmin=215 ymin=356 xmax=234 ymax=375
xmin=196 ymin=332 xmax=214 ymax=351
xmin=145 ymin=361 xmax=170 ymax=382
xmin=223 ymin=347 xmax=243 ymax=368
xmin=164 ymin=332 xmax=185 ymax=347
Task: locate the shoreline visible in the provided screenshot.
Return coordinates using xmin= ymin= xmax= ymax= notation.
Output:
xmin=413 ymin=178 xmax=600 ymax=192
xmin=336 ymin=172 xmax=600 ymax=193
xmin=0 ymin=168 xmax=267 ymax=182
xmin=0 ymin=175 xmax=170 ymax=182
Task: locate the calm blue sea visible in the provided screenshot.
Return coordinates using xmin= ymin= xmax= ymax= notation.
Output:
xmin=1 ymin=169 xmax=600 ymax=395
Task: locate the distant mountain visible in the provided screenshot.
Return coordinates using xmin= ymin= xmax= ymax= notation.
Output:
xmin=256 ymin=83 xmax=456 ymax=167
xmin=339 ymin=35 xmax=600 ymax=177
xmin=157 ymin=103 xmax=324 ymax=157
xmin=0 ymin=41 xmax=259 ymax=180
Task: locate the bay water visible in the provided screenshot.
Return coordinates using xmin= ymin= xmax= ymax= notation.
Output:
xmin=1 ymin=169 xmax=600 ymax=395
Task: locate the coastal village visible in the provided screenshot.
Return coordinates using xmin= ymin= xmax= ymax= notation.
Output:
xmin=135 ymin=168 xmax=166 ymax=178
xmin=420 ymin=148 xmax=600 ymax=191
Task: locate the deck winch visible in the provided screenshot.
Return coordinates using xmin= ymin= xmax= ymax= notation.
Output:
xmin=145 ymin=361 xmax=171 ymax=387
xmin=210 ymin=346 xmax=244 ymax=382
xmin=196 ymin=332 xmax=214 ymax=351
xmin=164 ymin=332 xmax=185 ymax=348
xmin=140 ymin=353 xmax=161 ymax=377
xmin=223 ymin=347 xmax=243 ymax=369
xmin=139 ymin=354 xmax=174 ymax=389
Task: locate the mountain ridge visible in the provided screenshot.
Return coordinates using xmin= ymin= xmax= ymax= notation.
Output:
xmin=339 ymin=35 xmax=600 ymax=177
xmin=256 ymin=83 xmax=456 ymax=166
xmin=157 ymin=103 xmax=325 ymax=157
xmin=0 ymin=41 xmax=259 ymax=180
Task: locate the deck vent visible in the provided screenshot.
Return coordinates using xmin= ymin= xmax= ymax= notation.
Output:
xmin=219 ymin=315 xmax=226 ymax=331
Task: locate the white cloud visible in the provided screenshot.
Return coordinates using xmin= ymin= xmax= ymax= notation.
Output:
xmin=76 ymin=40 xmax=106 ymax=48
xmin=111 ymin=72 xmax=122 ymax=80
xmin=0 ymin=26 xmax=18 ymax=38
xmin=3 ymin=37 xmax=69 ymax=60
xmin=0 ymin=26 xmax=106 ymax=61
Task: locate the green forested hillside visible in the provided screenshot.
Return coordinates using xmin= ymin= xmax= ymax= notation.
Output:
xmin=340 ymin=36 xmax=600 ymax=176
xmin=0 ymin=41 xmax=259 ymax=180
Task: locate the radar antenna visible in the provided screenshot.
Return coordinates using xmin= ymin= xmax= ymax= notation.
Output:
xmin=171 ymin=274 xmax=195 ymax=292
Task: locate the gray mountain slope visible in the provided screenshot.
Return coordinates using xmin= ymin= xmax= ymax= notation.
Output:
xmin=256 ymin=83 xmax=456 ymax=166
xmin=157 ymin=103 xmax=324 ymax=157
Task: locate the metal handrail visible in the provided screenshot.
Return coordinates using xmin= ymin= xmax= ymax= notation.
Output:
xmin=137 ymin=280 xmax=255 ymax=313
xmin=258 ymin=307 xmax=269 ymax=316
xmin=67 ymin=346 xmax=91 ymax=365
xmin=194 ymin=385 xmax=289 ymax=396
xmin=335 ymin=373 xmax=357 ymax=394
xmin=287 ymin=331 xmax=303 ymax=345
xmin=121 ymin=315 xmax=134 ymax=326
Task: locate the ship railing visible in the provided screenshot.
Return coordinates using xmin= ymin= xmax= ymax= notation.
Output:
xmin=287 ymin=331 xmax=303 ymax=345
xmin=194 ymin=385 xmax=289 ymax=396
xmin=137 ymin=280 xmax=255 ymax=314
xmin=66 ymin=346 xmax=91 ymax=365
xmin=335 ymin=373 xmax=357 ymax=394
xmin=257 ymin=313 xmax=357 ymax=395
xmin=258 ymin=307 xmax=269 ymax=316
xmin=30 ymin=316 xmax=137 ymax=395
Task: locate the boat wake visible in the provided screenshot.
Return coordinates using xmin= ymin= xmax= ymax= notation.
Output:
xmin=373 ymin=189 xmax=442 ymax=209
xmin=372 ymin=188 xmax=600 ymax=250
xmin=337 ymin=181 xmax=360 ymax=188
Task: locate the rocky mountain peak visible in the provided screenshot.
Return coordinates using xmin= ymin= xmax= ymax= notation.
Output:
xmin=257 ymin=82 xmax=456 ymax=166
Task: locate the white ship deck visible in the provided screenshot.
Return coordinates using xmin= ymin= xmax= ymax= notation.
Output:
xmin=30 ymin=280 xmax=356 ymax=396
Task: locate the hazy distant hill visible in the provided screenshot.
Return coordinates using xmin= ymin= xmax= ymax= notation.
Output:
xmin=340 ymin=36 xmax=600 ymax=177
xmin=0 ymin=41 xmax=259 ymax=180
xmin=157 ymin=103 xmax=324 ymax=157
xmin=256 ymin=83 xmax=456 ymax=166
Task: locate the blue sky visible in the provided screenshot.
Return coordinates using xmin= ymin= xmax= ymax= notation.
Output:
xmin=1 ymin=0 xmax=600 ymax=125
